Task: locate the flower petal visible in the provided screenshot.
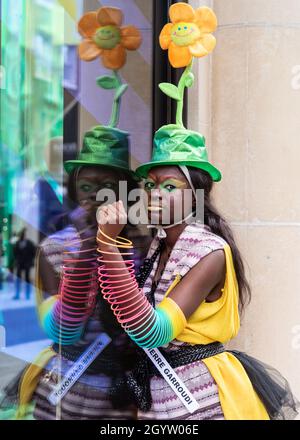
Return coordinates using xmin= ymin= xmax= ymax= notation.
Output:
xmin=159 ymin=23 xmax=173 ymax=50
xmin=102 ymin=44 xmax=126 ymax=69
xmin=169 ymin=2 xmax=195 ymax=23
xmin=195 ymin=7 xmax=218 ymax=33
xmin=189 ymin=40 xmax=208 ymax=57
xmin=97 ymin=7 xmax=123 ymax=27
xmin=78 ymin=40 xmax=102 ymax=61
xmin=168 ymin=41 xmax=192 ymax=68
xmin=78 ymin=12 xmax=99 ymax=38
xmin=120 ymin=25 xmax=142 ymax=50
xmin=199 ymin=33 xmax=216 ymax=54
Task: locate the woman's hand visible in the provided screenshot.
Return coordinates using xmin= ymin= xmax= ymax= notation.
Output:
xmin=97 ymin=200 xmax=127 ymax=241
xmin=69 ymin=205 xmax=97 ymax=241
xmin=68 ymin=205 xmax=99 ymax=258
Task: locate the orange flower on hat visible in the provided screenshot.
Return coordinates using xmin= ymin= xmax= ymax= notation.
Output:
xmin=159 ymin=3 xmax=217 ymax=68
xmin=78 ymin=6 xmax=142 ymax=70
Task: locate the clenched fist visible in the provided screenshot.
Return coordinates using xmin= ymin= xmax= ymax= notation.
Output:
xmin=96 ymin=200 xmax=127 ymax=240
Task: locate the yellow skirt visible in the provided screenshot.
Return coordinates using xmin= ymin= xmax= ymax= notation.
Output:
xmin=203 ymin=351 xmax=269 ymax=420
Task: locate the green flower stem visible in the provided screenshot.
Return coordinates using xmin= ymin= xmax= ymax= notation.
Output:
xmin=109 ymin=70 xmax=122 ymax=128
xmin=176 ymin=60 xmax=194 ymax=127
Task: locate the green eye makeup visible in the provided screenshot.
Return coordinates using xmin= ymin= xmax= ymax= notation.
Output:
xmin=163 ymin=184 xmax=177 ymax=192
xmin=102 ymin=182 xmax=115 ymax=189
xmin=144 ymin=180 xmax=155 ymax=191
xmin=79 ymin=183 xmax=93 ymax=192
xmin=78 ymin=180 xmax=117 ymax=193
xmin=144 ymin=178 xmax=187 ymax=192
xmin=160 ymin=179 xmax=187 ymax=192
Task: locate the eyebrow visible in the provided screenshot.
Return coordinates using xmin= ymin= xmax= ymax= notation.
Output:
xmin=147 ymin=174 xmax=184 ymax=181
xmin=78 ymin=176 xmax=115 ymax=182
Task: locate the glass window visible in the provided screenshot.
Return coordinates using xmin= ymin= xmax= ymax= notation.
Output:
xmin=0 ymin=1 xmax=158 ymax=415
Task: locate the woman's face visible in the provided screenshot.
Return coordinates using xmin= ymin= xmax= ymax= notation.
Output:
xmin=75 ymin=166 xmax=120 ymax=221
xmin=144 ymin=166 xmax=193 ymax=225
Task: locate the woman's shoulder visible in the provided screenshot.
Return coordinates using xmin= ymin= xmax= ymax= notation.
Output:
xmin=180 ymin=222 xmax=228 ymax=252
xmin=40 ymin=225 xmax=78 ymax=250
xmin=38 ymin=225 xmax=79 ymax=273
xmin=167 ymin=222 xmax=227 ymax=277
xmin=145 ymin=222 xmax=229 ymax=262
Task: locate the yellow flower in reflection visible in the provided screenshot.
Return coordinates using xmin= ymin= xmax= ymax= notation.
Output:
xmin=78 ymin=6 xmax=142 ymax=70
xmin=159 ymin=2 xmax=217 ymax=68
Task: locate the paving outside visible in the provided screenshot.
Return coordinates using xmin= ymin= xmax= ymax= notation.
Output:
xmin=0 ymin=280 xmax=51 ymax=393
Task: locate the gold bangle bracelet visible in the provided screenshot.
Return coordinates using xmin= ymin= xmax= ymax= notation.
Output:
xmin=97 ymin=228 xmax=133 ymax=248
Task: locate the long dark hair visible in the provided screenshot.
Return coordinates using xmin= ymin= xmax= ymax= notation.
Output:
xmin=189 ymin=167 xmax=251 ymax=312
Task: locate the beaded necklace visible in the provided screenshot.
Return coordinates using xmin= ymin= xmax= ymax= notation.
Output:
xmin=136 ymin=239 xmax=164 ymax=307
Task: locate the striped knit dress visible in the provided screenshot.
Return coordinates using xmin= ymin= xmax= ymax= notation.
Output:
xmin=31 ymin=225 xmax=136 ymax=420
xmin=138 ymin=222 xmax=227 ymax=420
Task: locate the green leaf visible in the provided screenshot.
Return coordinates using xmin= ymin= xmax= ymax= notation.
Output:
xmin=185 ymin=72 xmax=195 ymax=88
xmin=159 ymin=82 xmax=181 ymax=101
xmin=114 ymin=84 xmax=128 ymax=101
xmin=96 ymin=75 xmax=118 ymax=89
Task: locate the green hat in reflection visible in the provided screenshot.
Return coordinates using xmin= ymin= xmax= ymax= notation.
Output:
xmin=64 ymin=6 xmax=142 ymax=179
xmin=64 ymin=125 xmax=136 ymax=177
xmin=63 ymin=71 xmax=137 ymax=178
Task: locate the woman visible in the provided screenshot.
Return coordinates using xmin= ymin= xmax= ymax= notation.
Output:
xmin=0 ymin=126 xmax=140 ymax=420
xmin=0 ymin=3 xmax=143 ymax=418
xmin=97 ymin=155 xmax=299 ymax=421
xmin=95 ymin=2 xmax=299 ymax=417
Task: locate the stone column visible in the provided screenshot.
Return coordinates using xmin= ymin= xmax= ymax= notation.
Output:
xmin=189 ymin=0 xmax=300 ymax=400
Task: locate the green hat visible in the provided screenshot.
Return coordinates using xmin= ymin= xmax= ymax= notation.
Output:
xmin=136 ymin=124 xmax=221 ymax=182
xmin=136 ymin=12 xmax=222 ymax=183
xmin=64 ymin=125 xmax=136 ymax=178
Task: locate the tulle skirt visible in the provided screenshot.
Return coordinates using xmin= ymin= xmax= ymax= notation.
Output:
xmin=228 ymin=350 xmax=299 ymax=420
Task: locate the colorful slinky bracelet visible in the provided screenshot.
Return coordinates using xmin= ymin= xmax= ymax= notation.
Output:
xmin=97 ymin=228 xmax=186 ymax=348
xmin=40 ymin=240 xmax=99 ymax=345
